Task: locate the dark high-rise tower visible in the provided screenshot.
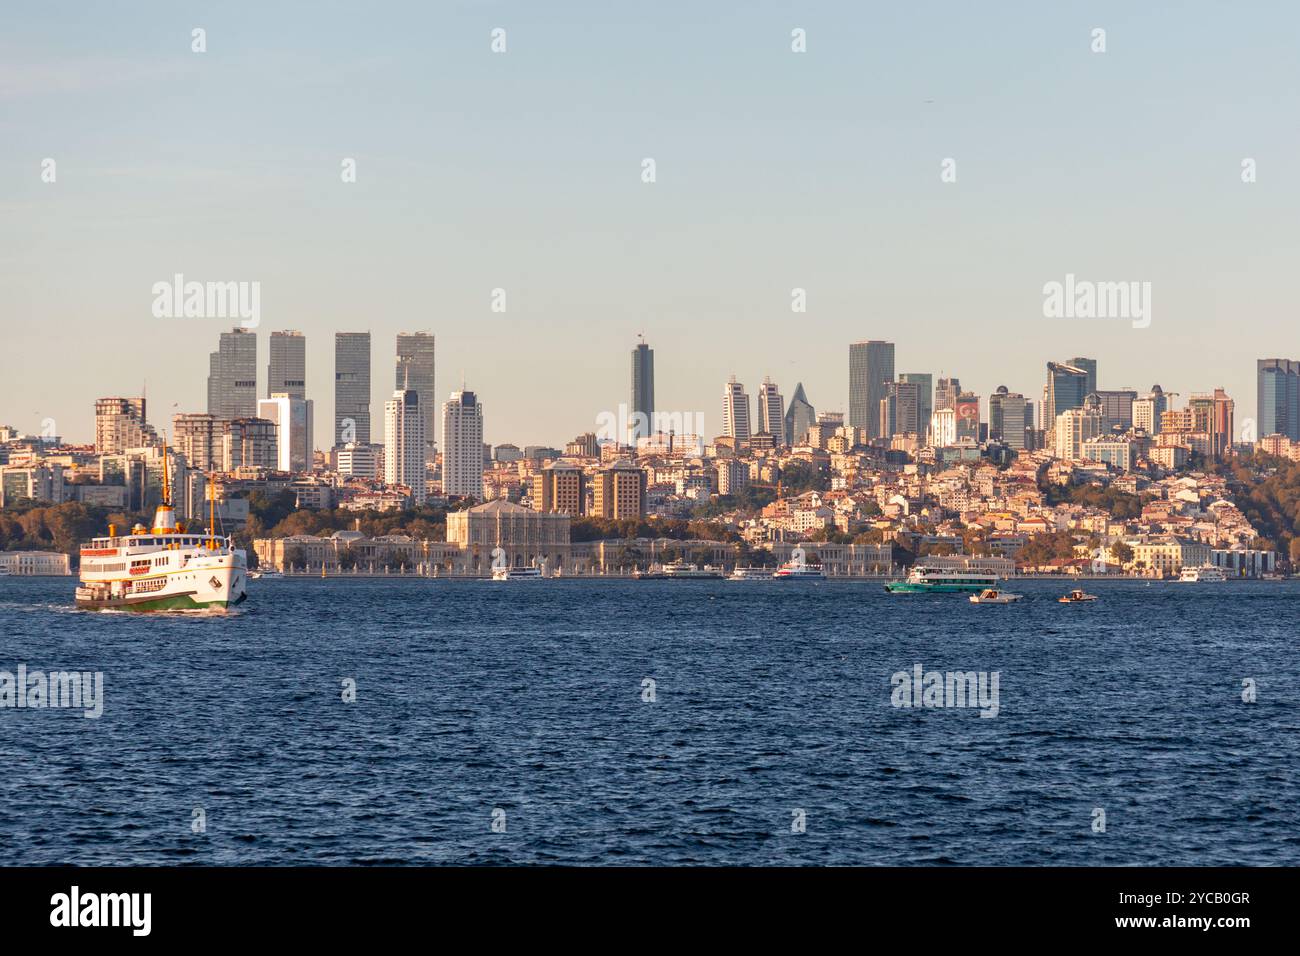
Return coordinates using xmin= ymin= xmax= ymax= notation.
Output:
xmin=989 ymin=386 xmax=1030 ymax=450
xmin=334 ymin=332 xmax=371 ymax=446
xmin=268 ymin=330 xmax=306 ymax=400
xmin=206 ymin=327 xmax=257 ymax=420
xmin=1045 ymin=362 xmax=1090 ymax=451
xmin=1065 ymin=356 xmax=1097 ymax=397
xmin=630 ymin=337 xmax=655 ymax=442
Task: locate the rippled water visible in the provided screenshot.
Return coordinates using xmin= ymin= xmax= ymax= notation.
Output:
xmin=1 ymin=575 xmax=1297 ymax=865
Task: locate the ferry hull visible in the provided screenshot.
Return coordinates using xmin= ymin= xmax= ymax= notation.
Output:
xmin=75 ymin=591 xmax=247 ymax=613
xmin=76 ymin=549 xmax=247 ymax=613
xmin=885 ymin=582 xmax=989 ymax=593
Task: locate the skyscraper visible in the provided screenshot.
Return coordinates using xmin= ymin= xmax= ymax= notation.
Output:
xmin=334 ymin=332 xmax=372 ymax=447
xmin=988 ymin=388 xmax=1030 ymax=450
xmin=1257 ymin=359 xmax=1300 ymax=440
xmin=207 ymin=353 xmax=219 ymax=417
xmin=1132 ymin=385 xmax=1168 ymax=435
xmin=222 ymin=417 xmax=278 ymax=472
xmin=1188 ymin=389 xmax=1234 ymax=459
xmin=172 ymin=412 xmax=221 ymax=472
xmin=849 ymin=341 xmax=894 ymax=439
xmin=384 ymin=388 xmax=427 ymax=504
xmin=784 ymin=383 xmax=816 ymax=446
xmin=1094 ymin=389 xmax=1138 ymax=433
xmin=95 ymin=397 xmax=157 ymax=454
xmin=931 ymin=408 xmax=957 ymax=446
xmin=1065 ymin=357 xmax=1098 ymax=397
xmin=934 ymin=377 xmax=962 ymax=413
xmin=880 ymin=381 xmax=921 ymax=438
xmin=441 ymin=389 xmax=484 ymax=499
xmin=757 ymin=377 xmax=785 ymax=446
xmin=267 ymin=330 xmax=306 ymax=400
xmin=1045 ymin=362 xmax=1090 ymax=449
xmin=899 ymin=373 xmax=933 ymax=442
xmin=988 ymin=386 xmax=1008 ymax=440
xmin=395 ymin=332 xmax=436 ymax=459
xmin=630 ymin=338 xmax=655 ymax=443
xmin=722 ymin=377 xmax=751 ymax=443
xmin=207 ymin=328 xmax=257 ymax=420
xmin=955 ymin=392 xmax=980 ymax=443
xmin=258 ymin=393 xmax=315 ymax=473
xmin=1054 ymin=398 xmax=1104 ymax=460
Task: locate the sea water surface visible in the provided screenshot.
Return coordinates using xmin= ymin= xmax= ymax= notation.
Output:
xmin=1 ymin=575 xmax=1297 ymax=865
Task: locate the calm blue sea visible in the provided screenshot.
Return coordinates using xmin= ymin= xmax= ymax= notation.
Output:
xmin=1 ymin=575 xmax=1296 ymax=865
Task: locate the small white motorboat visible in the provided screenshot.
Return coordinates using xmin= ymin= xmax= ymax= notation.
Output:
xmin=969 ymin=588 xmax=1023 ymax=604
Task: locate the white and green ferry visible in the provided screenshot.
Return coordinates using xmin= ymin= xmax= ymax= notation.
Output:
xmin=74 ymin=455 xmax=247 ymax=613
xmin=885 ymin=566 xmax=999 ymax=593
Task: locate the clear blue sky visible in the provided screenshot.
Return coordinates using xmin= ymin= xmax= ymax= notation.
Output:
xmin=3 ymin=1 xmax=1298 ymax=446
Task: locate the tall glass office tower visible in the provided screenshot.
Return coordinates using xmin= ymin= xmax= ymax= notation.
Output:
xmin=396 ymin=332 xmax=436 ymax=459
xmin=849 ymin=341 xmax=894 ymax=440
xmin=1258 ymin=358 xmax=1300 ymax=440
xmin=268 ymin=330 xmax=306 ymax=400
xmin=335 ymin=332 xmax=371 ymax=446
xmin=206 ymin=327 xmax=257 ymax=420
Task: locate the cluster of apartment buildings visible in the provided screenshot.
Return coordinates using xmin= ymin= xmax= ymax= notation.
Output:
xmin=2 ymin=336 xmax=1297 ymax=578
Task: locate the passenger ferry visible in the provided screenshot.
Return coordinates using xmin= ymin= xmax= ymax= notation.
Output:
xmin=1179 ymin=564 xmax=1227 ymax=583
xmin=75 ymin=455 xmax=247 ymax=612
xmin=660 ymin=560 xmax=724 ymax=579
xmin=729 ymin=567 xmax=773 ymax=581
xmin=492 ymin=565 xmax=543 ymax=581
xmin=885 ymin=566 xmax=999 ymax=593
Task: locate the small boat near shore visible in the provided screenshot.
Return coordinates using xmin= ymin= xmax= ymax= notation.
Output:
xmin=969 ymin=588 xmax=1023 ymax=604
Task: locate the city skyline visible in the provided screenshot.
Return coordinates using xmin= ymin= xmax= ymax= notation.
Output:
xmin=1 ymin=320 xmax=1273 ymax=453
xmin=4 ymin=3 xmax=1297 ymax=446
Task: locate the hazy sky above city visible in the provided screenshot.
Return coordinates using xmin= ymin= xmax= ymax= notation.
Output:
xmin=3 ymin=1 xmax=1299 ymax=447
